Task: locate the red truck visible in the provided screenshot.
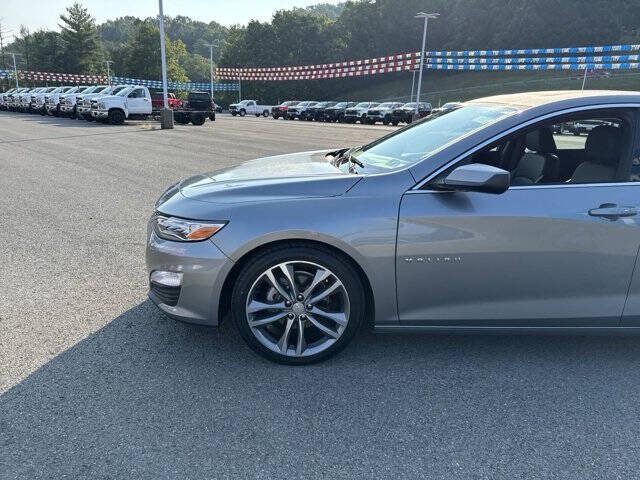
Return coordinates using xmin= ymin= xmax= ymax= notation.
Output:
xmin=151 ymin=92 xmax=182 ymax=111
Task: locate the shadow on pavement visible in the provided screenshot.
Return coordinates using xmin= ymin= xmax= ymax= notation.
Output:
xmin=3 ymin=300 xmax=640 ymax=479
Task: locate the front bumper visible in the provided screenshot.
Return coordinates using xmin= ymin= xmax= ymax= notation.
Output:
xmin=60 ymin=104 xmax=75 ymax=113
xmin=77 ymin=106 xmax=91 ymax=114
xmin=45 ymin=104 xmax=59 ymax=112
xmin=145 ymin=231 xmax=234 ymax=326
xmin=32 ymin=103 xmax=45 ymax=111
xmin=91 ymin=109 xmax=109 ymax=118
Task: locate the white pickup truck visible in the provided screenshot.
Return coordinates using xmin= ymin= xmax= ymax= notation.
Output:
xmin=76 ymin=85 xmax=125 ymax=120
xmin=60 ymin=85 xmax=102 ymax=118
xmin=91 ymin=85 xmax=153 ymax=125
xmin=229 ymin=100 xmax=274 ymax=117
xmin=45 ymin=86 xmax=77 ymax=116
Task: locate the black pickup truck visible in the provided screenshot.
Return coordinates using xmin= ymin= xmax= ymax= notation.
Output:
xmin=173 ymin=91 xmax=216 ymax=125
xmin=390 ymin=102 xmax=433 ymax=125
xmin=324 ymin=101 xmax=357 ymax=122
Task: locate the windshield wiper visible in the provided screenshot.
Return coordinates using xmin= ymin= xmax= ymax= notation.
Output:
xmin=332 ymin=146 xmax=364 ymax=173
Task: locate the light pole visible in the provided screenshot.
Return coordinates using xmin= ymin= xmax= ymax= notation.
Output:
xmin=206 ymin=44 xmax=215 ymax=100
xmin=9 ymin=52 xmax=18 ymax=88
xmin=414 ymin=12 xmax=439 ymax=119
xmin=158 ymin=0 xmax=173 ymax=129
xmin=105 ymin=60 xmax=113 ymax=86
xmin=410 ymin=70 xmax=416 ymax=103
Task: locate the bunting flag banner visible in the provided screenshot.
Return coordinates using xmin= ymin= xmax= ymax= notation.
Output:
xmin=216 ymin=62 xmax=640 ymax=81
xmin=0 ymin=70 xmax=239 ymax=92
xmin=111 ymin=76 xmax=239 ymax=91
xmin=216 ymin=42 xmax=640 ymax=80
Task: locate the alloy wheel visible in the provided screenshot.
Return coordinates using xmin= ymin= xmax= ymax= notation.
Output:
xmin=246 ymin=261 xmax=350 ymax=357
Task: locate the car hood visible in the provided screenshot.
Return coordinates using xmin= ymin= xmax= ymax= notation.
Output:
xmin=177 ymin=150 xmax=360 ymax=205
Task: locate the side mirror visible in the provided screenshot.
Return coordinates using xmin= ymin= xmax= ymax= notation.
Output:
xmin=435 ymin=164 xmax=510 ymax=194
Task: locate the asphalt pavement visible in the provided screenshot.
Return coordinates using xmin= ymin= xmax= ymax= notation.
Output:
xmin=2 ymin=112 xmax=640 ymax=479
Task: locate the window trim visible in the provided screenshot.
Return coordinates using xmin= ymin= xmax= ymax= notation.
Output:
xmin=411 ymin=103 xmax=640 ymax=191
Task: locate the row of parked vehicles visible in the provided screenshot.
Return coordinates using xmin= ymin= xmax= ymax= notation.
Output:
xmin=269 ymin=100 xmax=463 ymax=125
xmin=0 ymin=85 xmax=216 ymax=126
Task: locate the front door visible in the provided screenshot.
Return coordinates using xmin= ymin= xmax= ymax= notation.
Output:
xmin=126 ymin=88 xmax=148 ymax=114
xmin=396 ymin=108 xmax=640 ymax=327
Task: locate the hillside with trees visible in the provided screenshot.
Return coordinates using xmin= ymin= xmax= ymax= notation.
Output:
xmin=2 ymin=0 xmax=639 ymax=103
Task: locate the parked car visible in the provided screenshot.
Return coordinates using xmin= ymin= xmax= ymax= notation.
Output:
xmin=285 ymin=101 xmax=318 ymax=120
xmin=147 ymin=90 xmax=640 ymax=365
xmin=46 ymin=86 xmax=77 ymax=116
xmin=229 ymin=100 xmax=274 ymax=117
xmin=151 ymin=92 xmax=183 ymax=111
xmin=18 ymin=87 xmax=45 ymax=112
xmin=430 ymin=102 xmax=463 ymax=116
xmin=305 ymin=101 xmax=337 ymax=121
xmin=7 ymin=88 xmax=32 ymax=111
xmin=91 ymin=85 xmax=152 ymax=124
xmin=343 ymin=102 xmax=379 ymax=124
xmin=0 ymin=87 xmax=18 ymax=109
xmin=59 ymin=86 xmax=95 ymax=118
xmin=77 ymin=85 xmax=127 ymax=120
xmin=29 ymin=87 xmax=59 ymax=114
xmin=365 ymin=102 xmax=404 ymax=125
xmin=173 ymin=91 xmax=216 ymax=125
xmin=324 ymin=102 xmax=358 ymax=122
xmin=565 ymin=119 xmax=607 ymax=135
xmin=271 ymin=101 xmax=299 ymax=119
xmin=391 ymin=102 xmax=433 ymax=125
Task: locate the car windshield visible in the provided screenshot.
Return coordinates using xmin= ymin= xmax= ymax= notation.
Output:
xmin=351 ymin=104 xmax=517 ymax=172
xmin=332 ymin=102 xmax=348 ymax=108
xmin=116 ymin=87 xmax=133 ymax=96
xmin=377 ymin=102 xmax=395 ymax=108
xmin=354 ymin=102 xmax=370 ymax=108
xmin=81 ymin=86 xmax=98 ymax=94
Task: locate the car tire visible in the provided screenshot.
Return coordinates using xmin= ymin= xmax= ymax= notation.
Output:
xmin=191 ymin=113 xmax=206 ymax=126
xmin=231 ymin=244 xmax=365 ymax=365
xmin=108 ymin=109 xmax=125 ymax=125
xmin=239 ymin=109 xmax=246 ymax=117
xmin=231 ymin=112 xmax=237 ymax=116
xmin=263 ymin=110 xmax=269 ymax=117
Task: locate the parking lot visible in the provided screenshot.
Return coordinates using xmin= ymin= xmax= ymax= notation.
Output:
xmin=3 ymin=111 xmax=640 ymax=479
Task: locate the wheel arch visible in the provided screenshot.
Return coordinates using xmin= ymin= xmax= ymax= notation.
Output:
xmin=217 ymin=238 xmax=375 ymax=328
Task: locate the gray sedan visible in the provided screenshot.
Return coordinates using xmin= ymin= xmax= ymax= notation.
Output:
xmin=147 ymin=90 xmax=640 ymax=364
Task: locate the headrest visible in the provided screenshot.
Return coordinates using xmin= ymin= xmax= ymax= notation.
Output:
xmin=586 ymin=125 xmax=622 ymax=166
xmin=525 ymin=127 xmax=556 ymax=153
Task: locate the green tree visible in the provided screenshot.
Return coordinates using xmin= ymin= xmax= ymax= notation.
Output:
xmin=122 ymin=22 xmax=187 ymax=82
xmin=59 ymin=2 xmax=103 ymax=73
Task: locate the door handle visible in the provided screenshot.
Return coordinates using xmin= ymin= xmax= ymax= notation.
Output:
xmin=589 ymin=203 xmax=638 ymax=220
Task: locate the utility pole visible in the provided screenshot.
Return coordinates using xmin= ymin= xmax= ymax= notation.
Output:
xmin=207 ymin=44 xmax=215 ymax=100
xmin=9 ymin=52 xmax=18 ymax=88
xmin=238 ymin=78 xmax=242 ymax=102
xmin=410 ymin=70 xmax=416 ymax=103
xmin=158 ymin=0 xmax=173 ymax=129
xmin=105 ymin=60 xmax=113 ymax=86
xmin=414 ymin=12 xmax=439 ymax=119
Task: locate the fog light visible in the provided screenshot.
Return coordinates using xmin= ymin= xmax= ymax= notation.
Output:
xmin=150 ymin=271 xmax=183 ymax=287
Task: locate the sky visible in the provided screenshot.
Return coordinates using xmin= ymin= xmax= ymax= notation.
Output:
xmin=0 ymin=0 xmax=345 ymax=41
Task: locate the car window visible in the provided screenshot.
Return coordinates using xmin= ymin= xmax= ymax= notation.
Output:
xmin=353 ymin=104 xmax=517 ymax=172
xmin=128 ymin=88 xmax=145 ymax=98
xmin=464 ymin=109 xmax=636 ymax=186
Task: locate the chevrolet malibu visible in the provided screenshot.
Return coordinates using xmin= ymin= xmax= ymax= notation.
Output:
xmin=147 ymin=90 xmax=640 ymax=364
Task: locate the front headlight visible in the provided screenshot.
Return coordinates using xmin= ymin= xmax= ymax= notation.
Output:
xmin=153 ymin=215 xmax=226 ymax=242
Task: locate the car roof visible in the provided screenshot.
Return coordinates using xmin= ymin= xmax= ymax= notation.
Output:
xmin=466 ymin=90 xmax=640 ymax=110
